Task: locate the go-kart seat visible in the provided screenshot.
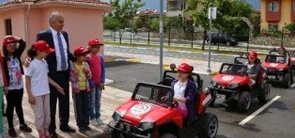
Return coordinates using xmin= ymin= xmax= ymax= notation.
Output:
xmin=161 ymin=77 xmax=175 ymax=86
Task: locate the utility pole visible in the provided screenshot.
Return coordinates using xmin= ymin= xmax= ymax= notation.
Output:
xmin=159 ymin=0 xmax=164 ymax=80
xmin=207 ymin=7 xmax=217 ymax=73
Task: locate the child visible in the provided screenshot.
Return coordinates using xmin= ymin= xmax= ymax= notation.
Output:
xmin=70 ymin=46 xmax=92 ymax=132
xmin=87 ymin=38 xmax=105 ymax=126
xmin=171 ymin=63 xmax=197 ymax=125
xmin=2 ymin=35 xmax=32 ymax=137
xmin=25 ymin=40 xmax=65 ymax=138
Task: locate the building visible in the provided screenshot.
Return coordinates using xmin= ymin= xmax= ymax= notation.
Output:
xmin=260 ymin=0 xmax=295 ymax=32
xmin=166 ymin=0 xmax=189 ymax=17
xmin=0 ymin=0 xmax=112 ymax=52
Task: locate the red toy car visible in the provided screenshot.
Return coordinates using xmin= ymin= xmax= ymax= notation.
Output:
xmin=262 ymin=51 xmax=294 ymax=88
xmin=208 ymin=59 xmax=270 ymax=112
xmin=107 ymin=71 xmax=218 ymax=138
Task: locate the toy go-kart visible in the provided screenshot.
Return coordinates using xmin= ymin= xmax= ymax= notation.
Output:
xmin=208 ymin=58 xmax=270 ymax=112
xmin=262 ymin=50 xmax=294 ymax=88
xmin=107 ymin=70 xmax=218 ymax=138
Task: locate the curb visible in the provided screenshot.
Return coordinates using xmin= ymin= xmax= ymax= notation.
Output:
xmin=105 ymin=41 xmax=272 ymax=56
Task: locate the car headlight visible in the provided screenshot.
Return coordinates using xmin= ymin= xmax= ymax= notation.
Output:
xmin=112 ymin=111 xmax=122 ymax=122
xmin=139 ymin=122 xmax=155 ymax=131
xmin=229 ymin=83 xmax=238 ymax=89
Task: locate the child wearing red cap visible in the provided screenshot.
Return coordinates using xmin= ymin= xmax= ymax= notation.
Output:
xmin=70 ymin=46 xmax=92 ymax=132
xmin=25 ymin=40 xmax=65 ymax=138
xmin=2 ymin=35 xmax=32 ymax=137
xmin=171 ymin=63 xmax=197 ymax=125
xmin=87 ymin=38 xmax=105 ymax=126
xmin=247 ymin=51 xmax=261 ymax=81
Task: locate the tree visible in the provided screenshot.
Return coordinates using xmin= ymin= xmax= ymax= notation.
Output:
xmin=104 ymin=16 xmax=120 ymax=41
xmin=285 ymin=23 xmax=295 ymax=34
xmin=188 ymin=0 xmax=255 ymax=50
xmin=109 ymin=0 xmax=144 ymax=44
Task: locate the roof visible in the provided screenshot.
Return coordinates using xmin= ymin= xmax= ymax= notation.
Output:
xmin=0 ymin=0 xmax=112 ymax=12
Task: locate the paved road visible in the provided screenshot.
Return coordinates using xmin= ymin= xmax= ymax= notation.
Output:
xmin=105 ymin=45 xmax=237 ymax=64
xmin=105 ymin=61 xmax=295 ymax=138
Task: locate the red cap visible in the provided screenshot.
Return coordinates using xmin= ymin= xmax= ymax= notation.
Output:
xmin=248 ymin=51 xmax=257 ymax=58
xmin=88 ymin=38 xmax=104 ymax=47
xmin=177 ymin=63 xmax=193 ymax=73
xmin=32 ymin=40 xmax=55 ymax=53
xmin=3 ymin=36 xmax=17 ymax=46
xmin=74 ymin=46 xmax=90 ymax=56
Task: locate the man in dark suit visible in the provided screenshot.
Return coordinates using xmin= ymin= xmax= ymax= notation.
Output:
xmin=36 ymin=11 xmax=75 ymax=138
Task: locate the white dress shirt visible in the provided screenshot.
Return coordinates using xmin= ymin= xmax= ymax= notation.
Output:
xmin=50 ymin=27 xmax=69 ymax=71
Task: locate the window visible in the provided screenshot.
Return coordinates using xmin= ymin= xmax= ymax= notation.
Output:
xmin=268 ymin=2 xmax=279 ymax=12
xmin=268 ymin=24 xmax=278 ymax=32
xmin=5 ymin=19 xmax=12 ymax=35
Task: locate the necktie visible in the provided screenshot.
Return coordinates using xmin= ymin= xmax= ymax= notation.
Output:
xmin=57 ymin=32 xmax=67 ymax=70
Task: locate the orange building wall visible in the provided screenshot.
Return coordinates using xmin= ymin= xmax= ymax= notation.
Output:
xmin=261 ymin=0 xmax=293 ymax=31
xmin=0 ymin=5 xmax=106 ymax=54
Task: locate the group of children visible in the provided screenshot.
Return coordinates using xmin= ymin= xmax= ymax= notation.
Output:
xmin=0 ymin=36 xmax=105 ymax=138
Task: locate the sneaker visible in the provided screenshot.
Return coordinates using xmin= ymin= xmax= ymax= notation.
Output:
xmin=8 ymin=128 xmax=17 ymax=137
xmin=20 ymin=124 xmax=32 ymax=132
xmin=96 ymin=118 xmax=104 ymax=125
xmin=85 ymin=126 xmax=92 ymax=131
xmin=90 ymin=119 xmax=99 ymax=126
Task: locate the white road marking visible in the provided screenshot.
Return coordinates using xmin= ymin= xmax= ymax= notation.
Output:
xmin=290 ymin=83 xmax=295 ymax=88
xmin=239 ymin=95 xmax=281 ymax=126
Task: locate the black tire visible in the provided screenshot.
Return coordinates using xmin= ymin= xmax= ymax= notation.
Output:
xmin=160 ymin=133 xmax=177 ymax=138
xmin=198 ymin=113 xmax=218 ymax=138
xmin=283 ymin=73 xmax=291 ymax=88
xmin=106 ymin=127 xmax=120 ymax=138
xmin=258 ymin=83 xmax=271 ymax=103
xmin=237 ymin=91 xmax=251 ymax=112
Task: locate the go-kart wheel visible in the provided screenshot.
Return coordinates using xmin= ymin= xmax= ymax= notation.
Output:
xmin=160 ymin=133 xmax=177 ymax=138
xmin=104 ymin=127 xmax=119 ymax=138
xmin=198 ymin=113 xmax=218 ymax=138
xmin=283 ymin=73 xmax=291 ymax=88
xmin=258 ymin=83 xmax=271 ymax=103
xmin=237 ymin=91 xmax=251 ymax=112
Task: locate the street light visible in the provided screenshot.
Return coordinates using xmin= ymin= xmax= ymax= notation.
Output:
xmin=159 ymin=0 xmax=164 ymax=81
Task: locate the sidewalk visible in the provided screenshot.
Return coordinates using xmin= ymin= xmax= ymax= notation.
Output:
xmin=104 ymin=51 xmax=222 ymax=75
xmin=3 ymin=86 xmax=131 ymax=138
